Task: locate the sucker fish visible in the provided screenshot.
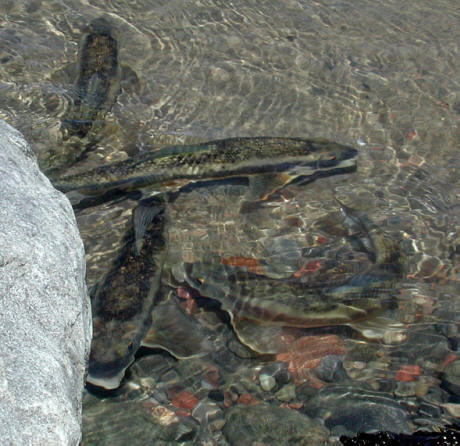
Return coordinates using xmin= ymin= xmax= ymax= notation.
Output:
xmin=61 ymin=17 xmax=121 ymax=139
xmin=179 ymin=202 xmax=405 ymax=355
xmin=53 ymin=137 xmax=358 ymax=201
xmin=87 ymin=196 xmax=167 ymax=389
xmin=81 ymin=137 xmax=358 ymax=389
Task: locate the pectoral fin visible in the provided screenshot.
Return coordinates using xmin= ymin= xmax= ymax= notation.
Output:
xmin=247 ymin=173 xmax=296 ymax=201
xmin=240 ymin=173 xmax=296 ymax=213
xmin=142 ymin=293 xmax=213 ymax=359
xmin=231 ymin=317 xmax=293 ymax=355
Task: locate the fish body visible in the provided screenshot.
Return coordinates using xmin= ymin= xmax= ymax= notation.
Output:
xmin=54 ymin=137 xmax=357 ymax=196
xmin=61 ymin=17 xmax=121 ymax=139
xmin=182 ymin=262 xmax=393 ymax=327
xmin=87 ymin=197 xmax=167 ymax=389
xmin=180 ymin=204 xmax=404 ymax=354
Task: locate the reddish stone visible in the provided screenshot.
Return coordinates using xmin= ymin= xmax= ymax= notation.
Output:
xmin=276 ymin=335 xmax=345 ymax=384
xmin=221 ymin=256 xmax=265 ymax=275
xmin=395 ymin=364 xmax=421 ymax=382
xmin=223 ymin=391 xmax=234 ymax=408
xmin=177 ymin=286 xmax=194 ymax=300
xmin=316 ymin=236 xmax=327 ymax=245
xmin=237 ymin=393 xmax=259 ymax=406
xmin=170 ymin=390 xmax=199 ymax=411
xmin=175 ymin=409 xmax=191 ymax=418
xmin=293 ymin=260 xmax=322 ymax=278
xmin=440 ymin=353 xmax=458 ymax=370
xmin=287 ymin=402 xmax=303 ymax=410
xmin=202 ymin=366 xmax=220 ymax=388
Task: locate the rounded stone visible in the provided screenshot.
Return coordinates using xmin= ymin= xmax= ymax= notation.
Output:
xmin=259 ymin=374 xmax=276 ymax=392
xmin=275 ymin=384 xmax=296 ymax=402
xmin=314 ymin=355 xmax=347 ymax=383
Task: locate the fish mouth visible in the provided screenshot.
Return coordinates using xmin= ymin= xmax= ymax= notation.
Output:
xmin=86 ymin=369 xmax=126 ymax=390
xmin=87 ymin=339 xmax=138 ymax=390
xmin=87 ymin=357 xmax=133 ymax=390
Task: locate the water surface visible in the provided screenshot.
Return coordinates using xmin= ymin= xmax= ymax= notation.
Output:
xmin=0 ymin=0 xmax=458 ymax=444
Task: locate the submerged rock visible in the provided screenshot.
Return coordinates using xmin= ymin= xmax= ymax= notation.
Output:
xmin=441 ymin=360 xmax=460 ymax=397
xmin=0 ymin=120 xmax=91 ymax=445
xmin=223 ymin=403 xmax=329 ymax=445
xmin=303 ymin=385 xmax=411 ymax=437
xmin=340 ymin=424 xmax=460 ymax=446
xmin=82 ymin=397 xmax=198 ymax=445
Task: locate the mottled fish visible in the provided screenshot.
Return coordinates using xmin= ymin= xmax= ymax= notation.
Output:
xmin=61 ymin=17 xmax=122 ymax=139
xmin=87 ymin=197 xmax=168 ymax=389
xmin=83 ymin=138 xmax=358 ymax=389
xmin=179 ymin=201 xmax=405 ymax=355
xmin=53 ymin=137 xmax=357 ymax=204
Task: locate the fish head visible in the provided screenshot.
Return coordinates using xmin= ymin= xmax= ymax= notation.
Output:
xmin=291 ymin=140 xmax=358 ymax=178
xmin=87 ymin=318 xmax=142 ymax=390
xmin=181 ymin=261 xmax=232 ymax=299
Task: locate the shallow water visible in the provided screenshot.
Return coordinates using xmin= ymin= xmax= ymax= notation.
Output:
xmin=1 ymin=0 xmax=458 ymax=444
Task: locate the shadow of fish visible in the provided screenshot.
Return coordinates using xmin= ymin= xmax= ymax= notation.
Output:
xmin=53 ymin=137 xmax=357 ymax=208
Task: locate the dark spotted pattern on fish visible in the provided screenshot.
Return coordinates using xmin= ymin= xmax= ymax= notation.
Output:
xmin=54 ymin=137 xmax=357 ymax=194
xmin=87 ymin=197 xmax=167 ymax=389
xmin=61 ymin=17 xmax=120 ymax=139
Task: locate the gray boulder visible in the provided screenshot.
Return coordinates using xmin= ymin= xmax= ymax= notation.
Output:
xmin=0 ymin=120 xmax=91 ymax=445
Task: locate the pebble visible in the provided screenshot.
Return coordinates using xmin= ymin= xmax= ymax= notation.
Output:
xmin=304 ymin=386 xmax=411 ymax=436
xmin=173 ymin=419 xmax=198 ymax=442
xmin=394 ymin=381 xmax=417 ymax=397
xmin=223 ymin=404 xmax=329 ymax=445
xmin=258 ymin=362 xmax=290 ymax=391
xmin=192 ymin=399 xmax=223 ymax=425
xmin=418 ymin=402 xmax=442 ymax=418
xmin=275 ymin=384 xmax=296 ymax=402
xmin=314 ymin=355 xmax=347 ymax=383
xmin=414 ymin=379 xmax=432 ymax=397
xmin=383 ymin=329 xmax=407 ymax=344
xmin=207 ymin=389 xmax=225 ymax=402
xmin=259 ymin=374 xmax=276 ymax=392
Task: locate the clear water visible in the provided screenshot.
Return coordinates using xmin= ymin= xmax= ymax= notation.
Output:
xmin=1 ymin=0 xmax=458 ymax=444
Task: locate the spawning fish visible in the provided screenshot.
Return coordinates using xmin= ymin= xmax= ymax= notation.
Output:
xmin=179 ymin=201 xmax=405 ymax=355
xmin=87 ymin=197 xmax=167 ymax=389
xmin=53 ymin=137 xmax=357 ymax=204
xmin=61 ymin=17 xmax=122 ymax=139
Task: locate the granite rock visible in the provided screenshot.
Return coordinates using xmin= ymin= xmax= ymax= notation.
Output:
xmin=0 ymin=120 xmax=91 ymax=445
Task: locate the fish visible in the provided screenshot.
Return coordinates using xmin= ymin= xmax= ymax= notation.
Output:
xmin=87 ymin=196 xmax=168 ymax=389
xmin=179 ymin=202 xmax=405 ymax=355
xmin=53 ymin=137 xmax=358 ymax=203
xmin=82 ymin=138 xmax=358 ymax=388
xmin=87 ymin=195 xmax=218 ymax=390
xmin=61 ymin=17 xmax=122 ymax=139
